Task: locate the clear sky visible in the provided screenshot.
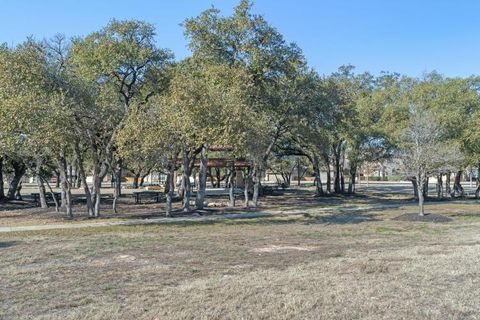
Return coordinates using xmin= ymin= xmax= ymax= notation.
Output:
xmin=1 ymin=0 xmax=480 ymax=77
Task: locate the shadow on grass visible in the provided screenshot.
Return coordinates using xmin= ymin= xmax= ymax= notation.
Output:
xmin=0 ymin=241 xmax=20 ymax=248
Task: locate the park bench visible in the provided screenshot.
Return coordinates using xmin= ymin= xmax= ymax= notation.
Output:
xmin=132 ymin=191 xmax=164 ymax=204
xmin=31 ymin=192 xmax=62 ymax=206
xmin=191 ymin=188 xmax=244 ymax=200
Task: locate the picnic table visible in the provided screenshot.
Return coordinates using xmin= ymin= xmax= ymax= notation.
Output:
xmin=31 ymin=192 xmax=61 ymax=206
xmin=132 ymin=191 xmax=164 ymax=204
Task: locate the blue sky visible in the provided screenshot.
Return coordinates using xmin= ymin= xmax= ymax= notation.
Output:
xmin=1 ymin=0 xmax=480 ymax=77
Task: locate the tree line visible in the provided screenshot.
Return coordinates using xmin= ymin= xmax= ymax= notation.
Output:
xmin=0 ymin=1 xmax=479 ymax=217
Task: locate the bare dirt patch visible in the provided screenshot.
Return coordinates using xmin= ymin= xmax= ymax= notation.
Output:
xmin=393 ymin=213 xmax=453 ymax=222
xmin=251 ymin=245 xmax=317 ymax=253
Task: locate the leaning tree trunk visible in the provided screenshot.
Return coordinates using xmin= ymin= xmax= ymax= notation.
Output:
xmin=140 ymin=171 xmax=150 ymax=187
xmin=58 ymin=155 xmax=73 ymax=217
xmin=195 ymin=146 xmax=208 ymax=210
xmin=0 ymin=157 xmax=4 ymax=200
xmin=312 ymin=155 xmax=324 ymax=196
xmin=41 ymin=176 xmax=59 ymax=212
xmin=228 ymin=164 xmax=236 ymax=208
xmin=75 ymin=143 xmax=94 ymax=216
xmin=35 ymin=158 xmax=48 ymax=208
xmin=453 ymin=170 xmax=464 ymax=197
xmin=7 ymin=159 xmax=26 ymax=200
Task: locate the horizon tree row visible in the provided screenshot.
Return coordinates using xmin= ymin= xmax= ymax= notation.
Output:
xmin=0 ymin=0 xmax=479 ymax=217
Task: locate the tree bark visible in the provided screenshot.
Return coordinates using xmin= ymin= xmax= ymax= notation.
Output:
xmin=58 ymin=154 xmax=73 ymax=217
xmin=140 ymin=171 xmax=149 ymax=187
xmin=133 ymin=174 xmax=140 ymax=189
xmin=182 ymin=149 xmax=194 ymax=212
xmin=436 ymin=174 xmax=443 ymax=199
xmin=445 ymin=171 xmax=451 ymax=197
xmin=41 ymin=176 xmax=59 ymax=212
xmin=228 ymin=164 xmax=236 ymax=208
xmin=195 ymin=146 xmax=208 ymax=210
xmin=165 ymin=155 xmax=177 ymax=217
xmin=423 ymin=176 xmax=429 ymax=198
xmin=112 ymin=159 xmax=122 ymax=213
xmin=347 ymin=165 xmax=357 ymax=194
xmin=244 ymin=169 xmax=251 ymax=208
xmin=35 ymin=158 xmax=48 ymax=208
xmin=7 ymin=159 xmax=25 ymax=200
xmin=312 ymin=155 xmax=324 ymax=196
xmin=252 ymin=165 xmax=261 ymax=207
xmin=453 ymin=170 xmax=464 ymax=197
xmin=333 ymin=145 xmax=342 ymax=194
xmin=55 ymin=171 xmax=60 ymax=188
xmin=75 ymin=143 xmax=94 ymax=217
xmin=326 ymin=164 xmax=331 ymax=193
xmin=476 ymin=163 xmax=480 ymax=199
xmin=417 ymin=175 xmax=425 ymax=216
xmin=410 ymin=177 xmax=419 ymax=200
xmin=0 ymin=157 xmax=4 ymax=200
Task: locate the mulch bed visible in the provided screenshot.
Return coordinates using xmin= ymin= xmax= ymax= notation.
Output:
xmin=393 ymin=213 xmax=452 ymax=223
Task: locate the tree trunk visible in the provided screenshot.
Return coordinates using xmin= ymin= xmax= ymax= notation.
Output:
xmin=41 ymin=176 xmax=59 ymax=212
xmin=445 ymin=171 xmax=451 ymax=197
xmin=476 ymin=163 xmax=480 ymax=199
xmin=195 ymin=146 xmax=208 ymax=210
xmin=0 ymin=157 xmax=4 ymax=200
xmin=215 ymin=168 xmax=221 ymax=188
xmin=35 ymin=158 xmax=48 ymax=208
xmin=348 ymin=165 xmax=357 ymax=194
xmin=244 ymin=169 xmax=251 ymax=208
xmin=112 ymin=159 xmax=122 ymax=213
xmin=75 ymin=144 xmax=94 ymax=217
xmin=453 ymin=170 xmax=464 ymax=197
xmin=165 ymin=157 xmax=176 ymax=217
xmin=58 ymin=155 xmax=73 ymax=217
xmin=228 ymin=165 xmax=236 ymax=208
xmin=133 ymin=174 xmax=140 ymax=189
xmin=423 ymin=176 xmax=429 ymax=198
xmin=326 ymin=164 xmax=331 ymax=193
xmin=333 ymin=148 xmax=341 ymax=194
xmin=436 ymin=174 xmax=443 ymax=199
xmin=417 ymin=175 xmax=425 ymax=216
xmin=7 ymin=159 xmax=25 ymax=200
xmin=410 ymin=177 xmax=419 ymax=200
xmin=55 ymin=171 xmax=60 ymax=188
xmin=140 ymin=172 xmax=149 ymax=187
xmin=252 ymin=165 xmax=261 ymax=208
xmin=313 ymin=155 xmax=324 ymax=196
xmin=182 ymin=150 xmax=192 ymax=212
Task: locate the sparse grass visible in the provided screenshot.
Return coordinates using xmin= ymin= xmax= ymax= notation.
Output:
xmin=1 ymin=190 xmax=480 ymax=319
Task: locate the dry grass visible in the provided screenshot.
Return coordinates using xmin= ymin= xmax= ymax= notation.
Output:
xmin=1 ymin=191 xmax=480 ymax=319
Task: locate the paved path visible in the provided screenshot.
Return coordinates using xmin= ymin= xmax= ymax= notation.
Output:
xmin=0 ymin=203 xmax=411 ymax=233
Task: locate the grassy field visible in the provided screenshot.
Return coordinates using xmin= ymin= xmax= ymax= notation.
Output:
xmin=1 ymin=191 xmax=480 ymax=319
